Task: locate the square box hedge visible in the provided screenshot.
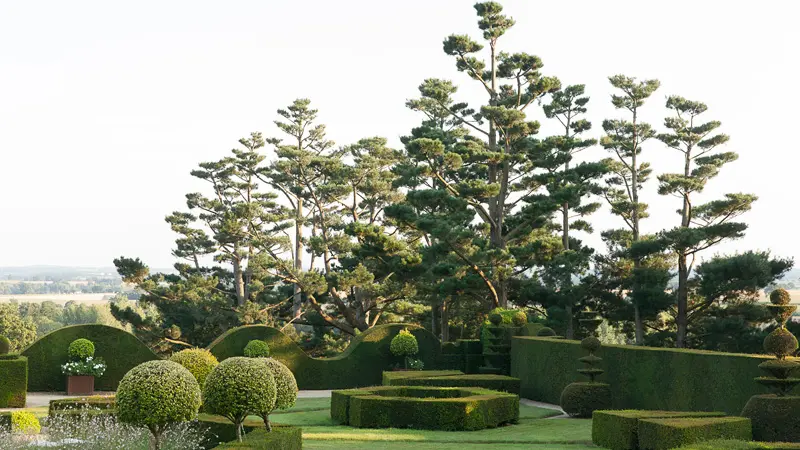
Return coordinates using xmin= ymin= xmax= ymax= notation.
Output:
xmin=637 ymin=417 xmax=752 ymax=450
xmin=0 ymin=355 xmax=27 ymax=408
xmin=592 ymin=409 xmax=727 ymax=450
xmin=384 ymin=373 xmax=521 ymax=394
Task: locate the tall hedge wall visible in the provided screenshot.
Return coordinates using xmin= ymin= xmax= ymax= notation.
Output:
xmin=510 ymin=336 xmax=796 ymax=415
xmin=22 ymin=324 xmax=159 ymax=391
xmin=207 ymin=324 xmax=442 ymax=389
xmin=0 ymin=355 xmax=27 ymax=407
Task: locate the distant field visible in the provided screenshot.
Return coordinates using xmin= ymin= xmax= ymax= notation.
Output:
xmin=0 ymin=293 xmax=115 ymax=304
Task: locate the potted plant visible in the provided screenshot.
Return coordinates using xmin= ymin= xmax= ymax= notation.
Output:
xmin=62 ymin=338 xmax=106 ymax=395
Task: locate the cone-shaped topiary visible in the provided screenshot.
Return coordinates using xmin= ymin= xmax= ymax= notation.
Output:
xmin=68 ymin=338 xmax=95 ymax=360
xmin=169 ymin=348 xmax=219 ymax=388
xmin=257 ymin=357 xmax=298 ymax=431
xmin=243 ymin=340 xmax=270 ymax=358
xmin=0 ymin=336 xmax=10 ymax=355
xmin=741 ymin=290 xmax=800 ymax=442
xmin=116 ymin=360 xmax=202 ymax=450
xmin=560 ymin=311 xmax=611 ymax=417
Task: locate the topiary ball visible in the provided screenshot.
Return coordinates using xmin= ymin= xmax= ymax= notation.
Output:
xmin=489 ymin=313 xmax=503 ymax=326
xmin=581 ymin=336 xmax=602 ymax=353
xmin=770 ymin=288 xmax=792 ymax=306
xmin=203 ymin=357 xmax=276 ymax=424
xmin=537 ymin=327 xmax=556 ymax=337
xmin=116 ymin=360 xmax=202 ymax=434
xmin=259 ymin=358 xmax=298 ymax=411
xmin=243 ymin=340 xmax=270 ymax=358
xmin=0 ymin=335 xmax=10 ymax=355
xmin=764 ymin=328 xmax=799 ymax=359
xmin=68 ymin=338 xmax=95 ymax=360
xmin=560 ymin=382 xmax=612 ymax=418
xmin=511 ymin=311 xmax=528 ymax=327
xmin=169 ymin=348 xmax=219 ymax=388
xmin=390 ymin=329 xmax=419 ymax=357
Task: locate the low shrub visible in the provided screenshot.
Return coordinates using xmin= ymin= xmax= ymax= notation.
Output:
xmin=675 ymin=440 xmax=800 ymax=449
xmin=0 ymin=355 xmax=27 ymax=408
xmin=116 ymin=360 xmax=202 ymax=449
xmin=591 ymin=410 xmax=727 ymax=450
xmin=68 ymin=338 xmax=96 ymax=360
xmin=0 ymin=411 xmax=40 ymax=435
xmin=170 ymin=348 xmax=219 ymax=388
xmin=49 ymin=395 xmax=116 ymax=416
xmin=0 ymin=336 xmax=10 ymax=354
xmin=637 ymin=417 xmax=752 ymax=450
xmin=203 ymin=357 xmax=276 ymax=441
xmin=561 ymin=382 xmax=611 ymax=418
xmin=243 ymin=340 xmax=270 ymax=358
xmin=213 ymin=426 xmax=302 ymax=449
xmin=384 ymin=373 xmax=521 ymax=394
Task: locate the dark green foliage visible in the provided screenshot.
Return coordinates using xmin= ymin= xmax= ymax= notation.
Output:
xmin=561 ymin=382 xmax=611 ymax=418
xmin=591 ymin=410 xmax=727 ymax=450
xmin=511 ymin=311 xmax=528 ymax=327
xmin=764 ymin=329 xmax=798 ymax=359
xmin=331 ymin=385 xmax=519 ymax=430
xmin=489 ymin=313 xmax=503 ymax=326
xmin=0 ymin=355 xmax=27 ymax=408
xmin=213 ymin=426 xmax=303 ymax=449
xmin=68 ymin=338 xmax=95 ymax=360
xmin=384 ymin=373 xmax=520 ymax=394
xmin=770 ymin=289 xmax=792 ymax=306
xmin=537 ymin=327 xmax=556 ymax=337
xmin=207 ymin=324 xmax=441 ymax=389
xmin=243 ymin=340 xmax=270 ymax=358
xmin=0 ymin=335 xmax=10 ymax=354
xmin=196 ymin=414 xmax=262 ymax=447
xmin=512 ymin=336 xmax=796 ymax=414
xmin=637 ymin=417 xmax=752 ymax=450
xmin=741 ymin=395 xmax=800 ymax=443
xmin=22 ymin=324 xmax=158 ymax=391
xmin=169 ymin=348 xmax=219 ymax=388
xmin=48 ymin=395 xmax=116 ymax=416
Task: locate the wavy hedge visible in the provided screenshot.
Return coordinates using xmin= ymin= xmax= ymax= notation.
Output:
xmin=207 ymin=324 xmax=441 ymax=389
xmin=22 ymin=324 xmax=159 ymax=391
xmin=512 ymin=337 xmax=800 ymax=415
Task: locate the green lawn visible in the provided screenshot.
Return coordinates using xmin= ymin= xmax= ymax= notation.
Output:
xmin=266 ymin=398 xmax=597 ymax=449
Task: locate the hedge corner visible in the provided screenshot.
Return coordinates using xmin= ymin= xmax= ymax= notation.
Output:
xmin=0 ymin=355 xmax=27 ymax=408
xmin=591 ymin=410 xmax=727 ymax=450
xmin=637 ymin=417 xmax=752 ymax=450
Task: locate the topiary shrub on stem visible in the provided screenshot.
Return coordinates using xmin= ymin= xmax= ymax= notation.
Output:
xmin=256 ymin=358 xmax=298 ymax=431
xmin=243 ymin=340 xmax=270 ymax=358
xmin=560 ymin=310 xmax=611 ymax=418
xmin=390 ymin=329 xmax=419 ymax=369
xmin=169 ymin=348 xmax=219 ymax=388
xmin=116 ymin=360 xmax=202 ymax=450
xmin=203 ymin=356 xmax=276 ymax=441
xmin=68 ymin=338 xmax=95 ymax=360
xmin=741 ymin=287 xmax=800 ymax=442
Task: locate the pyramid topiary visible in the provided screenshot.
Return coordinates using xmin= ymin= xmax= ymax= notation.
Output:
xmin=560 ymin=310 xmax=611 ymax=418
xmin=741 ymin=288 xmax=800 ymax=442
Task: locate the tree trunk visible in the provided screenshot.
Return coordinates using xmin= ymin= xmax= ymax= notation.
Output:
xmin=565 ymin=304 xmax=574 ymax=340
xmin=441 ymin=299 xmax=450 ymax=343
xmin=292 ymin=199 xmax=303 ymax=319
xmin=236 ymin=422 xmax=243 ymax=442
xmin=630 ymin=109 xmax=644 ymax=345
xmin=633 ymin=300 xmax=644 ymax=345
xmin=232 ymin=257 xmax=246 ymax=307
xmin=263 ymin=416 xmax=272 ymax=432
xmin=676 ymin=252 xmax=689 ymax=348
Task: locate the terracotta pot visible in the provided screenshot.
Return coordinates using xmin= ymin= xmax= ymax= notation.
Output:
xmin=67 ymin=375 xmax=95 ymax=395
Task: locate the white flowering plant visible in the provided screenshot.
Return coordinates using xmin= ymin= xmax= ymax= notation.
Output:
xmin=62 ymin=356 xmax=107 ymax=377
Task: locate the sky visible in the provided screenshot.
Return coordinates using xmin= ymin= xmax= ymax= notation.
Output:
xmin=0 ymin=0 xmax=798 ymax=269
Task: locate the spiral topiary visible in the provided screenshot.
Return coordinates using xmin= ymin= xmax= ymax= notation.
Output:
xmin=116 ymin=360 xmax=202 ymax=449
xmin=537 ymin=327 xmax=556 ymax=337
xmin=68 ymin=338 xmax=95 ymax=360
xmin=560 ymin=310 xmax=611 ymax=417
xmin=511 ymin=311 xmax=528 ymax=327
xmin=169 ymin=348 xmax=219 ymax=388
xmin=203 ymin=357 xmax=276 ymax=441
xmin=0 ymin=335 xmax=10 ymax=355
xmin=243 ymin=340 xmax=270 ymax=358
xmin=257 ymin=357 xmax=299 ymax=430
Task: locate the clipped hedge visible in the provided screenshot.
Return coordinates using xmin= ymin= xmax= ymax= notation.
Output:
xmin=382 ymin=370 xmax=463 ymax=385
xmin=741 ymin=394 xmax=800 ymax=442
xmin=675 ymin=440 xmax=800 ymax=449
xmin=384 ymin=372 xmax=520 ymax=394
xmin=512 ymin=336 xmax=796 ymax=414
xmin=22 ymin=324 xmax=159 ymax=391
xmin=0 ymin=355 xmax=27 ymax=408
xmin=48 ymin=395 xmax=116 ymax=416
xmin=208 ymin=324 xmax=441 ymax=389
xmin=213 ymin=426 xmax=302 ymax=449
xmin=638 ymin=417 xmax=752 ymax=450
xmin=592 ymin=410 xmax=727 ymax=450
xmin=331 ymin=385 xmax=519 ymax=431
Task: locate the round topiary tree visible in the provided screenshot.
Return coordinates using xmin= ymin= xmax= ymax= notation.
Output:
xmin=257 ymin=358 xmax=298 ymax=430
xmin=169 ymin=348 xmax=219 ymax=388
xmin=203 ymin=357 xmax=277 ymax=441
xmin=0 ymin=335 xmax=10 ymax=355
xmin=741 ymin=289 xmax=800 ymax=441
xmin=243 ymin=339 xmax=270 ymax=358
xmin=68 ymin=338 xmax=95 ymax=360
xmin=537 ymin=327 xmax=556 ymax=337
xmin=512 ymin=311 xmax=528 ymax=327
xmin=390 ymin=329 xmax=419 ymax=369
xmin=116 ymin=360 xmax=202 ymax=450
xmin=560 ymin=311 xmax=611 ymax=418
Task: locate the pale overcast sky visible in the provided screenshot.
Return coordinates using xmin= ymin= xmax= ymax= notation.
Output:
xmin=1 ymin=1 xmax=797 ymax=269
